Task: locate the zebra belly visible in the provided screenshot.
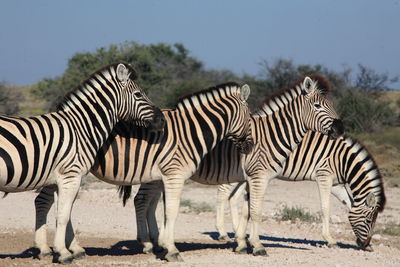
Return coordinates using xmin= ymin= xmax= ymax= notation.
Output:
xmin=91 ymin=165 xmax=164 ymax=186
xmin=190 ymin=170 xmax=245 ymax=185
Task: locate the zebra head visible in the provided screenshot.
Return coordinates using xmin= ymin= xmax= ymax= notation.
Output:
xmin=300 ymin=75 xmax=344 ymax=139
xmin=115 ymin=63 xmax=165 ymax=131
xmin=227 ymin=84 xmax=254 ymax=154
xmin=348 ymin=192 xmax=380 ymax=251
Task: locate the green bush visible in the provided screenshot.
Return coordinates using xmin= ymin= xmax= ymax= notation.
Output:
xmin=0 ymin=82 xmax=24 ymax=115
xmin=337 ymin=89 xmax=396 ymax=133
xmin=280 ymin=205 xmax=320 ymax=223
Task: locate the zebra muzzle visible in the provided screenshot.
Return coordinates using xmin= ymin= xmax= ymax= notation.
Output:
xmin=328 ymin=119 xmax=344 ymax=139
xmin=356 ymin=236 xmax=372 ymax=251
xmin=148 ymin=107 xmax=166 ymax=132
xmin=237 ymin=137 xmax=254 ymax=154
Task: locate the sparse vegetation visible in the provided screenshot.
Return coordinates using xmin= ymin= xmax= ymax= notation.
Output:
xmin=279 ymin=205 xmax=321 ymax=223
xmin=180 ymin=199 xmax=214 ymax=214
xmin=375 ymin=222 xmax=400 ymax=236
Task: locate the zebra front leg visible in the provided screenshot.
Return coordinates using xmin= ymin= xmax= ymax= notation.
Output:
xmin=135 ymin=183 xmax=154 ymax=254
xmin=159 ymin=177 xmax=185 ymax=262
xmin=247 ymin=177 xmax=268 ymax=256
xmin=53 ymin=175 xmax=81 ymax=264
xmin=134 ymin=181 xmax=162 ymax=254
xmin=35 ymin=185 xmax=57 ymax=259
xmin=234 ymin=183 xmax=250 ymax=254
xmin=316 ymin=172 xmax=337 ymax=247
xmin=216 ymin=184 xmax=231 ymax=241
xmin=229 ymin=181 xmax=247 ymax=234
xmin=146 ymin=183 xmax=162 ymax=252
xmin=66 ymin=219 xmax=86 ymax=259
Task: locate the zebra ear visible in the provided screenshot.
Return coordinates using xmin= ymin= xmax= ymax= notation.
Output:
xmin=365 ymin=192 xmax=377 ymax=208
xmin=116 ymin=63 xmax=129 ymax=83
xmin=302 ymin=76 xmax=314 ymax=95
xmin=240 ymin=84 xmax=251 ymax=101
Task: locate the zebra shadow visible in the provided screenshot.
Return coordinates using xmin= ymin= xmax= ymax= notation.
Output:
xmin=83 ymin=240 xmax=144 ymax=256
xmin=0 ymin=247 xmax=39 ymax=259
xmin=0 ymin=241 xmax=144 ymax=260
xmin=203 ymin=232 xmax=309 ymax=251
xmin=203 ymin=231 xmax=359 ymax=250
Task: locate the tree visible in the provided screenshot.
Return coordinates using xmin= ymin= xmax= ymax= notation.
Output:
xmin=31 ymin=42 xmax=208 ymax=110
xmin=0 ymin=81 xmax=23 ymax=115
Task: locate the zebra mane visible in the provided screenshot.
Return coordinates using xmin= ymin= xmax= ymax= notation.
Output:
xmin=175 ymin=82 xmax=241 ymax=109
xmin=56 ymin=62 xmax=137 ymax=111
xmin=343 ymin=135 xmax=386 ymax=212
xmin=256 ymin=74 xmax=332 ymax=116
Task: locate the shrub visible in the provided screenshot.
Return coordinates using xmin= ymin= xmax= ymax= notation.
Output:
xmin=280 ymin=205 xmax=320 ymax=223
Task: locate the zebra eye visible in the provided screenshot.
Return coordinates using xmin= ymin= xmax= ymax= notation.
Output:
xmin=134 ymin=92 xmax=142 ymax=98
xmin=314 ymin=103 xmax=321 ymax=109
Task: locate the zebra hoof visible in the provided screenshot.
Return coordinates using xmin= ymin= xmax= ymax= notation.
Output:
xmin=73 ymin=251 xmax=86 ymax=259
xmin=218 ymin=235 xmax=230 ymax=242
xmin=153 ymin=245 xmax=165 ymax=254
xmin=54 ymin=254 xmax=74 ymax=264
xmin=253 ymin=248 xmax=268 ymax=256
xmin=165 ymin=252 xmax=183 ymax=262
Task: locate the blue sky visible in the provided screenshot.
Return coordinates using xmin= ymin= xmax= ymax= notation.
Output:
xmin=1 ymin=0 xmax=399 ymax=88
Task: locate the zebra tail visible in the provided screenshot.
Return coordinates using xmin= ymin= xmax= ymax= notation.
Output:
xmin=117 ymin=186 xmax=132 ymax=207
xmin=2 ymin=192 xmax=9 ymax=198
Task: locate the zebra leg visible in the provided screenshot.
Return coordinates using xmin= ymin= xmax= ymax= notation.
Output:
xmin=135 ymin=183 xmax=153 ymax=254
xmin=158 ymin=177 xmax=185 ymax=262
xmin=234 ymin=183 xmax=250 ymax=254
xmin=216 ymin=184 xmax=231 ymax=241
xmin=246 ymin=177 xmax=268 ymax=256
xmin=229 ymin=181 xmax=247 ymax=234
xmin=35 ymin=185 xmax=57 ymax=259
xmin=53 ymin=175 xmax=81 ymax=264
xmin=66 ymin=219 xmax=86 ymax=259
xmin=331 ymin=184 xmax=352 ymax=210
xmin=134 ymin=181 xmax=162 ymax=254
xmin=146 ymin=183 xmax=162 ymax=252
xmin=316 ymin=172 xmax=337 ymax=247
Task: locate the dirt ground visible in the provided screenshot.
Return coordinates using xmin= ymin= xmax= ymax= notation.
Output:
xmin=1 ymin=179 xmax=399 ymax=267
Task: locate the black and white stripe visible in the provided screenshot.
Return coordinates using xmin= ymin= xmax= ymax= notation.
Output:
xmin=1 ymin=62 xmax=162 ymax=263
xmin=214 ymin=131 xmax=385 ymax=250
xmin=34 ymin=82 xmax=253 ymax=261
xmin=134 ymin=75 xmax=345 ymax=256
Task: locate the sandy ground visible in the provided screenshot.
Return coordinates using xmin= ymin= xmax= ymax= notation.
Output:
xmin=0 ymin=179 xmax=399 ymax=266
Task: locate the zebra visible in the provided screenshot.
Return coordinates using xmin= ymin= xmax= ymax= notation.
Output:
xmin=0 ymin=62 xmax=164 ymax=264
xmin=132 ymin=74 xmax=345 ymax=256
xmin=213 ymin=131 xmax=385 ymax=251
xmin=33 ymin=82 xmax=254 ymax=262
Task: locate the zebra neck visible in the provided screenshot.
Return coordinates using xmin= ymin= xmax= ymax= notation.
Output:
xmin=58 ymin=85 xmax=118 ymax=156
xmin=175 ymin=95 xmax=236 ymax=163
xmin=340 ymin=137 xmax=385 ymax=209
xmin=257 ymin=97 xmax=307 ymax=152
